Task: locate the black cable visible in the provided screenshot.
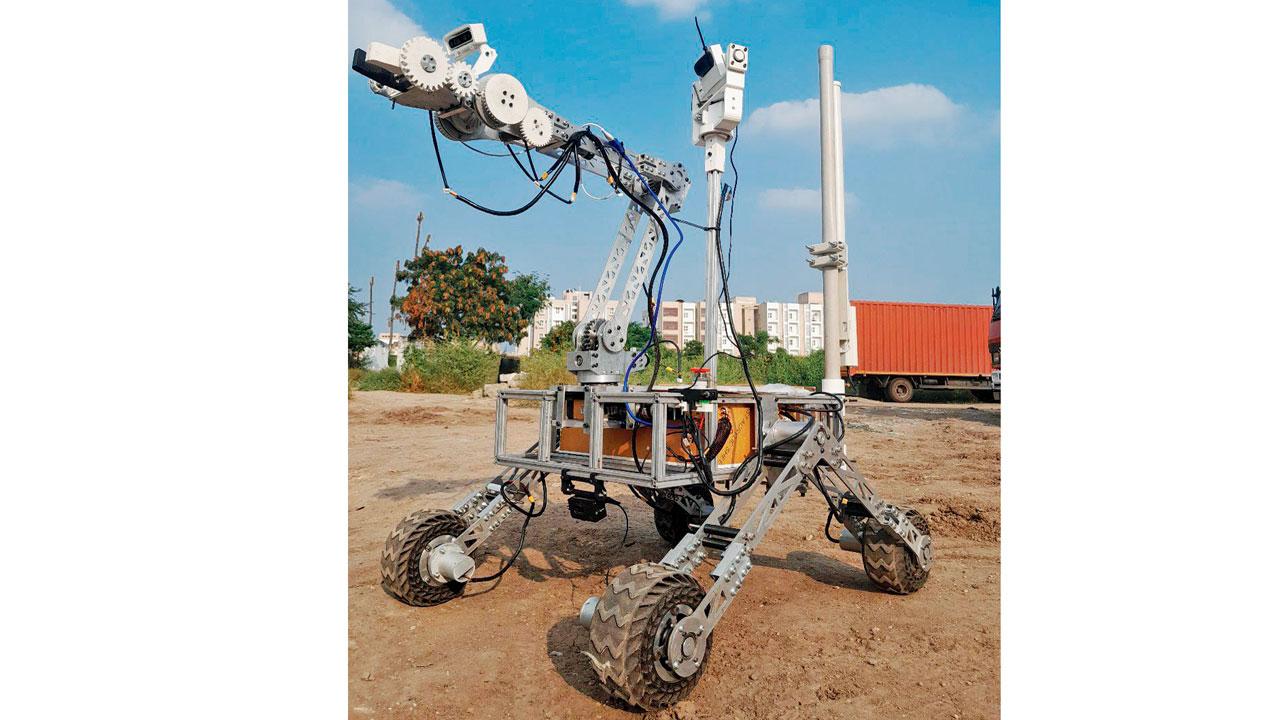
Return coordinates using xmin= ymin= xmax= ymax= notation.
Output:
xmin=809 ymin=391 xmax=847 ymax=440
xmin=726 ymin=131 xmax=739 ymax=277
xmin=824 ymin=509 xmax=843 ymax=543
xmin=692 ymin=181 xmax=765 ymax=498
xmin=670 ymin=215 xmax=721 ymax=229
xmin=506 ymin=143 xmax=572 ymax=205
xmin=576 ymin=133 xmax=671 ymax=391
xmin=429 ymin=114 xmax=588 ymax=217
xmin=460 ymin=140 xmax=508 ymax=158
xmin=470 ymin=472 xmax=548 ymax=582
xmin=599 ymin=495 xmax=634 ymax=547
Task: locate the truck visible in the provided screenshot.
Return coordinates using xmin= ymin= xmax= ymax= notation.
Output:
xmin=842 ymin=299 xmax=998 ymax=403
xmin=988 ymin=287 xmax=1001 ymax=402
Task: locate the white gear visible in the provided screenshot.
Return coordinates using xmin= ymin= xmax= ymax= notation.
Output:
xmin=518 ymin=107 xmax=553 ymax=148
xmin=445 ymin=63 xmax=478 ymax=101
xmin=475 ymin=73 xmax=530 ymax=128
xmin=398 ymin=37 xmax=450 ymax=92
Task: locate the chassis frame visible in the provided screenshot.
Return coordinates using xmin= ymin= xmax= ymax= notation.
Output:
xmin=417 ymin=385 xmax=932 ymax=680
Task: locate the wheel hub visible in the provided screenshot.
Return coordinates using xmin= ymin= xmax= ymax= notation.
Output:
xmin=420 ymin=535 xmax=475 ymax=585
xmin=656 ymin=606 xmax=706 ymax=680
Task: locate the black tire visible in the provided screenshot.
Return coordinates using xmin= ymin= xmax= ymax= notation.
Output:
xmin=992 ymin=390 xmax=1001 ymax=403
xmin=381 ymin=509 xmax=468 ymax=607
xmin=862 ymin=508 xmax=931 ymax=595
xmin=885 ymin=377 xmax=914 ymax=403
xmin=972 ymin=389 xmax=995 ymax=403
xmin=653 ymin=506 xmax=693 ymax=545
xmin=588 ymin=563 xmax=711 ymax=710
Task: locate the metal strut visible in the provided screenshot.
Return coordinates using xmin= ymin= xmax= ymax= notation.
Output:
xmin=654 ymin=417 xmax=932 ymax=677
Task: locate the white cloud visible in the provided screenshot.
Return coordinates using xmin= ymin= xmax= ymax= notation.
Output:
xmin=759 ymin=187 xmax=858 ymax=213
xmin=349 ymin=0 xmax=424 ymax=53
xmin=350 ymin=178 xmax=421 ymax=209
xmin=744 ymin=84 xmax=967 ymax=148
xmin=623 ymin=0 xmax=711 ymax=21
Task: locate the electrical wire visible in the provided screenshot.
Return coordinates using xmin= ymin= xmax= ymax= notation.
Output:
xmin=460 ymin=140 xmax=509 ymax=158
xmin=470 ymin=472 xmax=549 ymax=583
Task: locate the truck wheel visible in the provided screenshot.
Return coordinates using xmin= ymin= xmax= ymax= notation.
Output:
xmin=885 ymin=377 xmax=914 ymax=403
xmin=381 ymin=509 xmax=468 ymax=607
xmin=588 ymin=563 xmax=711 ymax=710
xmin=972 ymin=389 xmax=995 ymax=403
xmin=993 ymin=390 xmax=1001 ymax=403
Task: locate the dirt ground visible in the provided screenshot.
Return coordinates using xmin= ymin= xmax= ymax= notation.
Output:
xmin=349 ymin=390 xmax=1000 ymax=719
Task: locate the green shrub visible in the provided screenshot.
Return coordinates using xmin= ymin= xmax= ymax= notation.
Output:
xmin=402 ymin=341 xmax=499 ymax=394
xmin=356 ymin=367 xmax=402 ymax=391
xmin=518 ymin=349 xmax=574 ymax=389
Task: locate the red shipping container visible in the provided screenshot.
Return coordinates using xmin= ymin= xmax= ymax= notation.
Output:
xmin=849 ymin=300 xmax=993 ymax=377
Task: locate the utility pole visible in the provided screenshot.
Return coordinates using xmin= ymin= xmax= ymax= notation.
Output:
xmin=413 ymin=211 xmax=424 ymax=256
xmin=368 ymin=275 xmax=375 ymax=328
xmin=387 ymin=260 xmax=400 ymax=366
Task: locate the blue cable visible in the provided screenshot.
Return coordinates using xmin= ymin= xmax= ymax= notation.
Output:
xmin=611 ymin=139 xmax=686 ymax=427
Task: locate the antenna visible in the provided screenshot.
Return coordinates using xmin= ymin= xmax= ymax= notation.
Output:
xmin=694 ymin=16 xmax=708 ymax=51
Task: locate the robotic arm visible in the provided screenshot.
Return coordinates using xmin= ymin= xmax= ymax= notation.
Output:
xmin=352 ymin=23 xmax=746 ymax=385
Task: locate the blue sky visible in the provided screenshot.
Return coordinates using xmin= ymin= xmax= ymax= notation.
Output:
xmin=349 ymin=0 xmax=999 ymax=329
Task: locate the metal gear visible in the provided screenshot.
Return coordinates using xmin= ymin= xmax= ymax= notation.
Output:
xmin=475 ymin=73 xmax=530 ymax=128
xmin=398 ymin=37 xmax=450 ymax=93
xmin=518 ymin=107 xmax=553 ymax=148
xmin=434 ymin=109 xmax=483 ymax=142
xmin=445 ymin=63 xmax=478 ymax=101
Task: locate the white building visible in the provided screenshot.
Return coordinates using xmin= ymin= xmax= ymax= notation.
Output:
xmin=754 ymin=292 xmax=826 ymax=355
xmin=515 ymin=290 xmax=620 ymax=355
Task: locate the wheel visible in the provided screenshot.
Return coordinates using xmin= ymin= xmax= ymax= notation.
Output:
xmin=862 ymin=507 xmax=931 ymax=594
xmin=885 ymin=377 xmax=914 ymax=403
xmin=992 ymin=390 xmax=1001 ymax=403
xmin=381 ymin=509 xmax=468 ymax=606
xmin=653 ymin=506 xmax=693 ymax=545
xmin=652 ymin=488 xmax=711 ymax=546
xmin=972 ymin=389 xmax=995 ymax=403
xmin=588 ymin=563 xmax=711 ymax=710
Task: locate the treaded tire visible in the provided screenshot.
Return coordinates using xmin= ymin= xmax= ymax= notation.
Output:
xmin=885 ymin=377 xmax=914 ymax=403
xmin=588 ymin=563 xmax=710 ymax=710
xmin=862 ymin=508 xmax=931 ymax=595
xmin=381 ymin=509 xmax=468 ymax=607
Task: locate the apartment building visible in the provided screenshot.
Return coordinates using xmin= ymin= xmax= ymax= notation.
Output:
xmin=518 ymin=290 xmax=826 ymax=358
xmin=754 ymin=292 xmax=826 ymax=355
xmin=515 ymin=289 xmax=620 ymax=355
xmin=657 ymin=297 xmax=757 ymax=356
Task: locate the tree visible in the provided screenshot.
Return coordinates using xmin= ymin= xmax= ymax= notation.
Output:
xmin=541 ymin=320 xmax=576 ymax=351
xmin=348 ymin=284 xmax=376 ymax=367
xmin=626 ymin=321 xmax=652 ymax=351
xmin=396 ymin=245 xmax=526 ymax=344
xmin=682 ymin=339 xmax=705 ymax=362
xmin=735 ymin=330 xmax=776 ymax=359
xmin=509 ymin=272 xmax=551 ymax=327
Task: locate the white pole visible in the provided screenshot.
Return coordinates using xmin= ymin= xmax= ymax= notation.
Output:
xmin=702 ymin=133 xmax=727 ymax=467
xmin=703 ymin=139 xmax=725 ymax=388
xmin=818 ymin=46 xmax=844 ymax=395
xmin=833 ymin=80 xmax=852 ymax=370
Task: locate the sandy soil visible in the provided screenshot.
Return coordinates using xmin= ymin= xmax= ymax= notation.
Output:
xmin=350 ymin=390 xmax=1000 ymax=719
